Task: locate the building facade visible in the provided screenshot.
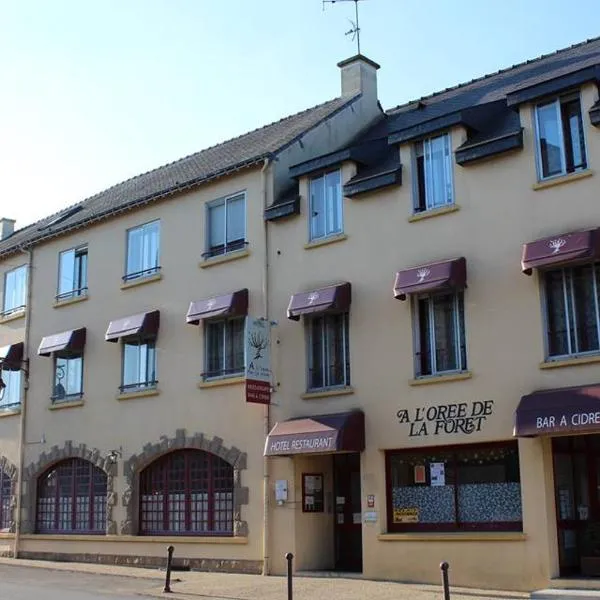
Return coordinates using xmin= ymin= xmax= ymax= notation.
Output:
xmin=2 ymin=39 xmax=600 ymax=591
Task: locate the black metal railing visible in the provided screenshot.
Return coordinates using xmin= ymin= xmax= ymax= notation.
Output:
xmin=202 ymin=367 xmax=244 ymax=381
xmin=0 ymin=401 xmax=21 ymax=411
xmin=307 ymin=363 xmax=350 ymax=391
xmin=201 ymin=240 xmax=248 ymax=259
xmin=51 ymin=392 xmax=83 ymax=403
xmin=122 ymin=266 xmax=161 ymax=282
xmin=0 ymin=304 xmax=26 ymax=318
xmin=119 ymin=380 xmax=158 ymax=393
xmin=55 ymin=287 xmax=88 ymax=302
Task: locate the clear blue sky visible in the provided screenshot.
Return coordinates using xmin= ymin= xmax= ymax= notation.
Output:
xmin=2 ymin=0 xmax=599 ymax=228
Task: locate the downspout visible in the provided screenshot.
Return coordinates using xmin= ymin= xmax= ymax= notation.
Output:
xmin=260 ymin=156 xmax=272 ymax=576
xmin=13 ymin=246 xmax=33 ymax=559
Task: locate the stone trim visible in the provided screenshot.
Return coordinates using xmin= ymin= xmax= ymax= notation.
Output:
xmin=122 ymin=429 xmax=248 ymax=536
xmin=0 ymin=456 xmax=18 ymax=533
xmin=22 ymin=441 xmax=117 ymax=535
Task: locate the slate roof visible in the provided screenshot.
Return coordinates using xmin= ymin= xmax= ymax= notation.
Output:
xmin=0 ymin=94 xmax=357 ymax=258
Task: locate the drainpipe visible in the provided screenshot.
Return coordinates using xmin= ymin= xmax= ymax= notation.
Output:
xmin=260 ymin=157 xmax=272 ymax=576
xmin=13 ymin=246 xmax=33 ymax=559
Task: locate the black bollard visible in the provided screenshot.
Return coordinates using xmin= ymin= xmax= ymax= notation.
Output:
xmin=440 ymin=561 xmax=450 ymax=600
xmin=285 ymin=552 xmax=294 ymax=600
xmin=164 ymin=545 xmax=175 ymax=593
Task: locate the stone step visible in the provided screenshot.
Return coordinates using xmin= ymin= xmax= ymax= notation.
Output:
xmin=531 ymin=590 xmax=600 ymax=599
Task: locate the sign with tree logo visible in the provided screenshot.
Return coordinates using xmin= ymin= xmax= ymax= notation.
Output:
xmin=245 ymin=317 xmax=271 ymax=404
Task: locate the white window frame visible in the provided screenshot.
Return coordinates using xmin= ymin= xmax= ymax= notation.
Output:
xmin=57 ymin=246 xmax=88 ymax=301
xmin=413 ymin=133 xmax=454 ymax=213
xmin=2 ymin=265 xmax=27 ymax=317
xmin=308 ymin=169 xmax=343 ymax=242
xmin=205 ymin=191 xmax=247 ymax=258
xmin=412 ymin=291 xmax=467 ymax=378
xmin=53 ymin=355 xmax=84 ymax=402
xmin=0 ymin=369 xmax=21 ymax=409
xmin=124 ymin=220 xmax=161 ymax=281
xmin=203 ymin=317 xmax=245 ymax=381
xmin=121 ymin=339 xmax=157 ymax=392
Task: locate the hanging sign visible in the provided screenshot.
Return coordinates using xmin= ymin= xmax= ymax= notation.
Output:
xmin=245 ymin=317 xmax=271 ymax=404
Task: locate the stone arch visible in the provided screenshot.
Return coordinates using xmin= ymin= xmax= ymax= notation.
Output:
xmin=122 ymin=428 xmax=248 ymax=536
xmin=22 ymin=441 xmax=117 ymax=534
xmin=0 ymin=456 xmax=18 ymax=533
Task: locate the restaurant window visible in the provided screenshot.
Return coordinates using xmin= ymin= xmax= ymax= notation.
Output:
xmin=306 ymin=312 xmax=350 ymax=390
xmin=413 ymin=291 xmax=467 ymax=377
xmin=121 ymin=338 xmax=157 ymax=392
xmin=309 ymin=170 xmax=343 ymax=241
xmin=0 ymin=370 xmax=21 ymax=410
xmin=124 ymin=220 xmax=160 ymax=282
xmin=2 ymin=265 xmax=27 ymax=317
xmin=414 ymin=133 xmax=454 ymax=213
xmin=139 ymin=449 xmax=234 ymax=535
xmin=543 ymin=264 xmax=600 ymax=359
xmin=205 ymin=192 xmax=246 ymax=258
xmin=36 ymin=458 xmax=107 ymax=534
xmin=0 ymin=467 xmax=11 ymax=531
xmin=535 ymin=93 xmax=587 ymax=180
xmin=53 ymin=355 xmax=83 ymax=403
xmin=204 ymin=317 xmax=244 ymax=380
xmin=386 ymin=442 xmax=522 ymax=532
xmin=57 ymin=246 xmax=88 ymax=301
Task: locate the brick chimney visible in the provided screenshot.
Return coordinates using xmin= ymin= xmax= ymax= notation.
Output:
xmin=0 ymin=218 xmax=15 ymax=241
xmin=338 ymin=54 xmax=380 ymax=102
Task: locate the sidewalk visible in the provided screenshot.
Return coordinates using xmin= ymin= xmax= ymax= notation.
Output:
xmin=0 ymin=556 xmax=529 ymax=600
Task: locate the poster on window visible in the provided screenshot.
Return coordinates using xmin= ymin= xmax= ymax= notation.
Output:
xmin=430 ymin=462 xmax=445 ymax=487
xmin=245 ymin=317 xmax=271 ymax=404
xmin=393 ymin=507 xmax=419 ymax=523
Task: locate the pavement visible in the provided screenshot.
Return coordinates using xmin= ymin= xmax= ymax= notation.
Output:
xmin=0 ymin=556 xmax=531 ymax=600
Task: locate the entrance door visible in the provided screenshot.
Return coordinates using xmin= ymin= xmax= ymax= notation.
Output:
xmin=333 ymin=453 xmax=362 ymax=572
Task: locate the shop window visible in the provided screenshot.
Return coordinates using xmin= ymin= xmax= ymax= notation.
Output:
xmin=36 ymin=458 xmax=107 ymax=534
xmin=0 ymin=467 xmax=12 ymax=531
xmin=139 ymin=449 xmax=234 ymax=535
xmin=386 ymin=442 xmax=522 ymax=532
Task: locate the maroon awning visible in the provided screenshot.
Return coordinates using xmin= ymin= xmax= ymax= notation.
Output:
xmin=264 ymin=411 xmax=365 ymax=456
xmin=38 ymin=328 xmax=86 ymax=357
xmin=0 ymin=342 xmax=24 ymax=371
xmin=105 ymin=310 xmax=160 ymax=342
xmin=186 ymin=289 xmax=248 ymax=325
xmin=287 ymin=282 xmax=351 ymax=321
xmin=515 ymin=384 xmax=600 ymax=437
xmin=394 ymin=257 xmax=466 ymax=300
xmin=521 ymin=228 xmax=600 ymax=275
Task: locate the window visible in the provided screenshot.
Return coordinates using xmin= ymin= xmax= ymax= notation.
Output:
xmin=0 ymin=370 xmax=21 ymax=410
xmin=36 ymin=458 xmax=107 ymax=534
xmin=57 ymin=246 xmax=88 ymax=301
xmin=535 ymin=93 xmax=587 ymax=180
xmin=53 ymin=356 xmax=83 ymax=402
xmin=139 ymin=449 xmax=234 ymax=535
xmin=122 ymin=339 xmax=157 ymax=392
xmin=125 ymin=220 xmax=160 ymax=281
xmin=309 ymin=170 xmax=342 ymax=241
xmin=306 ymin=312 xmax=350 ymax=390
xmin=386 ymin=442 xmax=522 ymax=532
xmin=543 ymin=264 xmax=600 ymax=359
xmin=205 ymin=193 xmax=246 ymax=258
xmin=2 ymin=265 xmax=27 ymax=317
xmin=0 ymin=467 xmax=11 ymax=531
xmin=204 ymin=318 xmax=244 ymax=380
xmin=414 ymin=134 xmax=454 ymax=212
xmin=413 ymin=291 xmax=466 ymax=377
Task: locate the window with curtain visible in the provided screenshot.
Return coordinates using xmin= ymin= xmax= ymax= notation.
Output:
xmin=0 ymin=370 xmax=21 ymax=410
xmin=0 ymin=467 xmax=12 ymax=531
xmin=53 ymin=355 xmax=83 ymax=402
xmin=414 ymin=133 xmax=454 ymax=212
xmin=386 ymin=442 xmax=522 ymax=532
xmin=2 ymin=265 xmax=27 ymax=316
xmin=544 ymin=264 xmax=600 ymax=359
xmin=121 ymin=339 xmax=157 ymax=392
xmin=413 ymin=291 xmax=467 ymax=377
xmin=204 ymin=317 xmax=245 ymax=380
xmin=36 ymin=459 xmax=107 ymax=534
xmin=57 ymin=246 xmax=88 ymax=300
xmin=535 ymin=93 xmax=587 ymax=180
xmin=139 ymin=449 xmax=234 ymax=535
xmin=309 ymin=170 xmax=342 ymax=241
xmin=205 ymin=193 xmax=246 ymax=258
xmin=125 ymin=221 xmax=160 ymax=281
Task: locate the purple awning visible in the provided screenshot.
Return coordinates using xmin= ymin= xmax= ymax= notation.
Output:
xmin=394 ymin=257 xmax=467 ymax=300
xmin=38 ymin=328 xmax=86 ymax=357
xmin=287 ymin=282 xmax=351 ymax=321
xmin=105 ymin=310 xmax=160 ymax=342
xmin=186 ymin=289 xmax=248 ymax=325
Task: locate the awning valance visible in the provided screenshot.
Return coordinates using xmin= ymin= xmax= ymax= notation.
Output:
xmin=264 ymin=411 xmax=365 ymax=456
xmin=105 ymin=310 xmax=160 ymax=342
xmin=394 ymin=257 xmax=466 ymax=300
xmin=287 ymin=282 xmax=351 ymax=321
xmin=186 ymin=289 xmax=248 ymax=324
xmin=515 ymin=384 xmax=600 ymax=437
xmin=521 ymin=228 xmax=600 ymax=275
xmin=0 ymin=342 xmax=24 ymax=371
xmin=38 ymin=328 xmax=86 ymax=357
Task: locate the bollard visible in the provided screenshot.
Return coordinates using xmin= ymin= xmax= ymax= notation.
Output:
xmin=285 ymin=552 xmax=294 ymax=600
xmin=440 ymin=561 xmax=450 ymax=600
xmin=164 ymin=545 xmax=175 ymax=593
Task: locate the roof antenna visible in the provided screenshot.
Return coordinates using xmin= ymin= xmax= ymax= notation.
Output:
xmin=323 ymin=0 xmax=366 ymax=55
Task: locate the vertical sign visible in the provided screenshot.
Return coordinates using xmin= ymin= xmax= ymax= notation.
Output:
xmin=245 ymin=317 xmax=271 ymax=404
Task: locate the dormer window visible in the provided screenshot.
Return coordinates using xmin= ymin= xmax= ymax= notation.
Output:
xmin=309 ymin=170 xmax=342 ymax=241
xmin=413 ymin=133 xmax=454 ymax=213
xmin=534 ymin=93 xmax=587 ymax=180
